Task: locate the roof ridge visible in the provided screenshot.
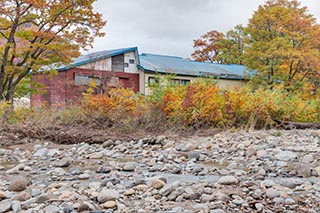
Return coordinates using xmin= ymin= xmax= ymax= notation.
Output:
xmin=141 ymin=53 xmax=183 ymax=59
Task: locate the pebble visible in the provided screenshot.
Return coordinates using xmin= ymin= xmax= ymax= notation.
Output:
xmin=217 ymin=176 xmax=238 ymax=185
xmin=9 ymin=176 xmax=28 ymax=192
xmin=101 ymin=200 xmax=117 ymax=209
xmin=0 ymin=130 xmax=319 ymax=212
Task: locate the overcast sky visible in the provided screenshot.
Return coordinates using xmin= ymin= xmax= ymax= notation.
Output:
xmin=91 ymin=0 xmax=320 ymax=58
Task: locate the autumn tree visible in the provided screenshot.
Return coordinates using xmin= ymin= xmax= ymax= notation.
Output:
xmin=0 ymin=0 xmax=106 ymax=103
xmin=244 ymin=0 xmax=320 ymax=88
xmin=216 ymin=25 xmax=247 ymax=65
xmin=191 ymin=30 xmax=224 ymax=63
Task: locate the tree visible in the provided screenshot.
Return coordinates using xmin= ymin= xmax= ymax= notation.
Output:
xmin=191 ymin=30 xmax=224 ymax=63
xmin=0 ymin=0 xmax=106 ymax=103
xmin=216 ymin=25 xmax=247 ymax=65
xmin=244 ymin=0 xmax=320 ymax=88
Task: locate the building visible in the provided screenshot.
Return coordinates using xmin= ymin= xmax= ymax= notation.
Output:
xmin=138 ymin=53 xmax=250 ymax=95
xmin=31 ymin=47 xmax=140 ymax=107
xmin=31 ymin=47 xmax=252 ymax=107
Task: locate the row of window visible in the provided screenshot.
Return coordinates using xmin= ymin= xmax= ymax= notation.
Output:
xmin=148 ymin=77 xmax=190 ymax=86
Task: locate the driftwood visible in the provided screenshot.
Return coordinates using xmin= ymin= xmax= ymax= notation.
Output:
xmin=280 ymin=121 xmax=320 ymax=130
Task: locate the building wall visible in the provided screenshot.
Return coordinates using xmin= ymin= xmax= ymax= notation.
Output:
xmin=124 ymin=51 xmax=139 ymax=73
xmin=77 ymin=50 xmax=138 ymax=74
xmin=141 ymin=72 xmax=247 ymax=95
xmin=31 ymin=68 xmax=139 ymax=107
xmin=78 ymin=57 xmax=112 ymax=71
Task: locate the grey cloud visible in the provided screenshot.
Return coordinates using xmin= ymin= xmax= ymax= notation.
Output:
xmin=92 ymin=0 xmax=320 ymax=58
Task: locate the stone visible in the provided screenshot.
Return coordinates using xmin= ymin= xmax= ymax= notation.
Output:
xmin=33 ymin=148 xmax=49 ymax=157
xmin=56 ymin=157 xmax=71 ymax=167
xmin=103 ymin=140 xmax=115 ymax=148
xmin=11 ymin=200 xmax=21 ymax=213
xmin=89 ymin=151 xmax=104 ymax=159
xmin=313 ymin=166 xmax=320 ymax=176
xmin=284 ymin=198 xmax=295 ymax=205
xmin=210 ymin=209 xmax=225 ymax=213
xmin=295 ymin=163 xmax=312 ymax=177
xmin=101 ymin=201 xmax=117 ymax=209
xmin=217 ymin=176 xmax=238 ymax=185
xmin=159 ymin=181 xmax=180 ymax=196
xmin=260 ymin=180 xmax=275 ymax=188
xmin=201 ymin=194 xmax=214 ymax=203
xmin=188 ymin=151 xmax=200 ymax=161
xmin=12 ymin=191 xmax=30 ymax=201
xmin=302 ymin=154 xmax=314 ymax=163
xmin=275 ymin=150 xmax=297 ymax=162
xmin=44 ymin=205 xmax=60 ymax=213
xmin=155 ymin=135 xmax=167 ymax=144
xmin=123 ymin=162 xmax=136 ymax=171
xmin=47 ymin=168 xmax=66 ymax=176
xmin=9 ymin=176 xmax=28 ymax=192
xmin=246 ymin=147 xmax=256 ymax=157
xmin=151 ymin=179 xmax=165 ymax=189
xmin=0 ymin=200 xmax=11 ymax=213
xmin=266 ymin=188 xmax=280 ymax=198
xmin=124 ymin=189 xmax=135 ymax=196
xmin=255 ymin=203 xmax=264 ymax=211
xmin=256 ymin=150 xmax=268 ymax=158
xmin=0 ymin=190 xmax=5 ymax=199
xmin=6 ymin=166 xmax=20 ymax=174
xmin=97 ymin=189 xmax=120 ymax=203
xmin=36 ymin=194 xmax=50 ymax=203
xmin=273 ymin=197 xmax=284 ymax=204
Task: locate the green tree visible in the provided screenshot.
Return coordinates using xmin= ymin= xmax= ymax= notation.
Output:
xmin=244 ymin=0 xmax=320 ymax=88
xmin=0 ymin=0 xmax=106 ymax=103
xmin=216 ymin=25 xmax=247 ymax=65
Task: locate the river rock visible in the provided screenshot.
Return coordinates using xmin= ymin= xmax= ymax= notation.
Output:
xmin=151 ymin=179 xmax=166 ymax=189
xmin=0 ymin=200 xmax=11 ymax=213
xmin=266 ymin=188 xmax=280 ymax=198
xmin=217 ymin=176 xmax=238 ymax=185
xmin=275 ymin=150 xmax=297 ymax=161
xmin=102 ymin=200 xmax=117 ymax=209
xmin=97 ymin=189 xmax=120 ymax=203
xmin=11 ymin=200 xmax=21 ymax=213
xmin=103 ymin=140 xmax=115 ymax=148
xmin=188 ymin=151 xmax=200 ymax=161
xmin=9 ymin=176 xmax=28 ymax=191
xmin=56 ymin=157 xmax=71 ymax=167
xmin=123 ymin=162 xmax=136 ymax=171
xmin=44 ymin=205 xmax=60 ymax=213
xmin=33 ymin=148 xmax=49 ymax=157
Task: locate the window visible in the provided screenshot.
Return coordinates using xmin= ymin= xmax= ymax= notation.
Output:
xmin=124 ymin=63 xmax=129 ymax=68
xmin=129 ymin=59 xmax=135 ymax=64
xmin=171 ymin=79 xmax=190 ymax=85
xmin=75 ymin=74 xmax=101 ymax=86
xmin=148 ymin=77 xmax=159 ymax=86
xmin=181 ymin=79 xmax=190 ymax=85
xmin=171 ymin=79 xmax=180 ymax=85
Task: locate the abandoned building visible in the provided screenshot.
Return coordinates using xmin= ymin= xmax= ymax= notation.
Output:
xmin=31 ymin=47 xmax=252 ymax=107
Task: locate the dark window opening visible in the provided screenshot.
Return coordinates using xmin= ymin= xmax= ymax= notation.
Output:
xmin=124 ymin=63 xmax=129 ymax=68
xmin=112 ymin=54 xmax=124 ymax=72
xmin=181 ymin=79 xmax=190 ymax=85
xmin=148 ymin=77 xmax=159 ymax=86
xmin=171 ymin=79 xmax=180 ymax=85
xmin=74 ymin=74 xmax=101 ymax=86
xmin=129 ymin=59 xmax=135 ymax=64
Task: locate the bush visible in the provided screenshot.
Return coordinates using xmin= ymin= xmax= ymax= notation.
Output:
xmin=3 ymin=79 xmax=320 ymax=131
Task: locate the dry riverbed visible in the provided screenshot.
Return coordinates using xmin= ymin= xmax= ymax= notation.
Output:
xmin=0 ymin=129 xmax=320 ymax=212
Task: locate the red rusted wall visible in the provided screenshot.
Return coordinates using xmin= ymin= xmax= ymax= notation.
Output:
xmin=31 ymin=68 xmax=139 ymax=107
